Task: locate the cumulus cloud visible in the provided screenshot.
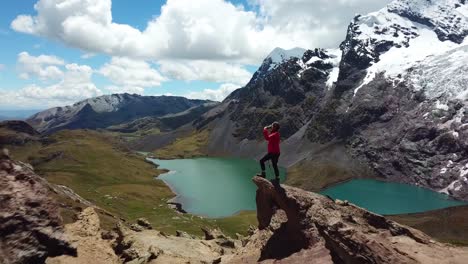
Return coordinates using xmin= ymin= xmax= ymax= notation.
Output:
xmin=11 ymin=0 xmax=392 ymax=64
xmin=253 ymin=0 xmax=392 ymax=49
xmin=7 ymin=0 xmax=395 ymax=108
xmin=187 ymin=83 xmax=240 ymax=101
xmin=99 ymin=57 xmax=166 ymax=93
xmin=17 ymin=52 xmax=65 ymax=80
xmin=0 ymin=63 xmax=102 ymax=108
xmin=159 ymin=60 xmax=252 ymax=84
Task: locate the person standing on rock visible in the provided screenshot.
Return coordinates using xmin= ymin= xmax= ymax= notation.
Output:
xmin=257 ymin=122 xmax=281 ymax=182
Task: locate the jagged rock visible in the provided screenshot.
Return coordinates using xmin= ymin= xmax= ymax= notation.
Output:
xmin=202 ymin=227 xmax=227 ymax=240
xmin=101 ymin=230 xmax=119 ymax=241
xmin=334 ymin=199 xmax=349 ymax=206
xmin=175 ymin=230 xmax=194 ymax=239
xmin=115 ymin=223 xmax=236 ymax=263
xmin=136 ymin=218 xmax=152 ymax=230
xmin=130 ymin=224 xmax=144 ymax=232
xmin=223 ymin=176 xmax=468 ymax=263
xmin=46 ymin=207 xmax=120 ymax=264
xmin=0 ymin=157 xmax=76 ymax=264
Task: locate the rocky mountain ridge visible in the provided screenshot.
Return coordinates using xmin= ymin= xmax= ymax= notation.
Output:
xmin=27 ymin=94 xmax=213 ymax=134
xmin=182 ymin=0 xmax=468 ymax=200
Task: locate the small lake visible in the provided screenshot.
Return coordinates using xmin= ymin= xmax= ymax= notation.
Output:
xmin=321 ymin=179 xmax=466 ymax=215
xmin=148 ymin=157 xmax=466 ymax=218
xmin=148 ymin=157 xmax=286 ymax=218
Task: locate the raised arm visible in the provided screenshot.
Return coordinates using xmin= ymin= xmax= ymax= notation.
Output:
xmin=263 ymin=127 xmax=270 ymax=141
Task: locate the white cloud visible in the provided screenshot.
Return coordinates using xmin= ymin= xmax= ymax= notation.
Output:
xmin=253 ymin=0 xmax=392 ymax=49
xmin=160 ymin=60 xmax=252 ymax=84
xmin=0 ymin=63 xmax=102 ymax=108
xmin=99 ymin=57 xmax=166 ymax=92
xmin=11 ymin=0 xmax=392 ymax=64
xmin=187 ymin=83 xmax=240 ymax=101
xmin=0 ymin=64 xmax=5 ymax=71
xmin=17 ymin=51 xmax=65 ymax=80
xmin=104 ymin=85 xmax=144 ymax=95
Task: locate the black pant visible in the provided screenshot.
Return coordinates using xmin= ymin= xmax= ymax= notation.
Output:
xmin=260 ymin=153 xmax=280 ymax=178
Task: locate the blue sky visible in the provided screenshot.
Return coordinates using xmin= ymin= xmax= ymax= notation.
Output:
xmin=0 ymin=0 xmax=390 ymax=110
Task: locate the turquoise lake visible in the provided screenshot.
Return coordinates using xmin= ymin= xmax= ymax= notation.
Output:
xmin=320 ymin=179 xmax=466 ymax=215
xmin=149 ymin=158 xmax=465 ymax=218
xmin=149 ymin=157 xmax=286 ymax=218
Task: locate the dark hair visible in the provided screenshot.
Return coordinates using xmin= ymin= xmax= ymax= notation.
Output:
xmin=272 ymin=121 xmax=280 ymax=130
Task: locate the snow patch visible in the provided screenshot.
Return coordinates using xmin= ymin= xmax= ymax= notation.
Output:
xmin=324 ymin=49 xmax=342 ymax=89
xmin=351 ymin=0 xmax=468 ymax=99
xmin=435 ymin=100 xmax=449 ymax=111
xmin=409 ymin=44 xmax=468 ymax=101
xmin=266 ymin=47 xmax=306 ymax=70
xmin=461 ymin=164 xmax=468 ymax=177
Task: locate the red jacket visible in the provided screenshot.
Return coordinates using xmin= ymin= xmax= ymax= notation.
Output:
xmin=263 ymin=128 xmax=280 ymax=154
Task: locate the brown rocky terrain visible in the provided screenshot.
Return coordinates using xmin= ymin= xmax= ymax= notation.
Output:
xmin=2 ymin=152 xmax=468 ymax=263
xmin=46 ymin=207 xmax=120 ymax=264
xmin=0 ymin=149 xmax=76 ymax=264
xmin=223 ymin=177 xmax=468 ymax=263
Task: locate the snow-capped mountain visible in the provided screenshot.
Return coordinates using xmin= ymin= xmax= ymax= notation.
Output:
xmin=340 ymin=0 xmax=468 ymax=96
xmin=189 ymin=0 xmax=468 ymax=200
xmin=263 ymin=47 xmax=307 ymax=70
xmin=27 ymin=94 xmax=211 ymax=134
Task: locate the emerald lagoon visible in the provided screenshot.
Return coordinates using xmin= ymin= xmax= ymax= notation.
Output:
xmin=149 ymin=158 xmax=465 ymax=218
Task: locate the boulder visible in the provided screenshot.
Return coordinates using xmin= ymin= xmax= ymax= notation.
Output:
xmin=46 ymin=208 xmax=120 ymax=264
xmin=0 ymin=157 xmax=76 ymax=264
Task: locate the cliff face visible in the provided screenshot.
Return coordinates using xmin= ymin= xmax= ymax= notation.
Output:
xmin=223 ymin=177 xmax=468 ymax=263
xmin=0 ymin=150 xmax=76 ymax=264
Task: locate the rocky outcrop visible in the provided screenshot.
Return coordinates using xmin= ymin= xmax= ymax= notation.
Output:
xmin=114 ymin=219 xmax=241 ymax=263
xmin=223 ymin=176 xmax=468 ymax=263
xmin=0 ymin=149 xmax=76 ymax=264
xmin=27 ymin=94 xmax=213 ymax=134
xmin=46 ymin=208 xmax=120 ymax=264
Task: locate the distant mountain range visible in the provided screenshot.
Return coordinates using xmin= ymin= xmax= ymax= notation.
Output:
xmin=27 ymin=0 xmax=468 ymax=201
xmin=27 ymin=94 xmax=214 ymax=134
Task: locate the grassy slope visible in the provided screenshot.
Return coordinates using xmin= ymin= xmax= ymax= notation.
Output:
xmin=286 ymin=161 xmax=361 ymax=192
xmin=388 ymin=206 xmax=468 ymax=246
xmin=154 ymin=129 xmax=210 ymax=159
xmin=9 ymin=130 xmax=256 ymax=237
xmin=286 ymin=154 xmax=376 ymax=193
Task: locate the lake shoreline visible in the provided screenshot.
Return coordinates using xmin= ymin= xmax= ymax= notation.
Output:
xmin=146 ymin=156 xmax=287 ymax=218
xmin=145 ymin=154 xmax=467 ymax=218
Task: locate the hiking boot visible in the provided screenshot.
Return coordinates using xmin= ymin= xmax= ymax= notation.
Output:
xmin=256 ymin=172 xmax=266 ymax=178
xmin=270 ymin=178 xmax=280 ymax=186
